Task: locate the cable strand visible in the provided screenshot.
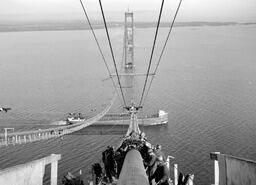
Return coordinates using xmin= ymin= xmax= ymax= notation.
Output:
xmin=79 ymin=0 xmax=122 ymax=103
xmin=98 ymin=0 xmax=127 ymax=107
xmin=140 ymin=0 xmax=183 ymax=107
xmin=138 ymin=0 xmax=165 ymax=107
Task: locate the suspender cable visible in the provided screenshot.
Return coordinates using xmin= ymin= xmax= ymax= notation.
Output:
xmin=154 ymin=0 xmax=183 ymax=75
xmin=79 ymin=0 xmax=122 ymax=103
xmin=98 ymin=0 xmax=127 ymax=107
xmin=138 ymin=0 xmax=165 ymax=107
xmin=141 ymin=0 xmax=183 ymax=107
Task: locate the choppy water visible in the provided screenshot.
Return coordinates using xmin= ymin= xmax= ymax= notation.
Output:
xmin=1 ymin=25 xmax=256 ymax=185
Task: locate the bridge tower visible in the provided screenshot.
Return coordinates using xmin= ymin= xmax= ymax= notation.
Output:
xmin=124 ymin=12 xmax=134 ymax=70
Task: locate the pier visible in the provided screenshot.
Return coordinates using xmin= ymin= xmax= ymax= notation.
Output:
xmin=96 ymin=110 xmax=168 ymax=125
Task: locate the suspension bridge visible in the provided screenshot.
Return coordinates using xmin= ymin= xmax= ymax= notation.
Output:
xmin=0 ymin=0 xmax=176 ymax=148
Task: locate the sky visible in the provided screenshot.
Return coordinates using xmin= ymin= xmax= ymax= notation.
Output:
xmin=0 ymin=0 xmax=256 ymax=22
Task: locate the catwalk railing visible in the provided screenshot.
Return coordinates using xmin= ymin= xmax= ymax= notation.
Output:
xmin=210 ymin=152 xmax=256 ymax=185
xmin=0 ymin=94 xmax=116 ymax=148
xmin=0 ymin=154 xmax=61 ymax=185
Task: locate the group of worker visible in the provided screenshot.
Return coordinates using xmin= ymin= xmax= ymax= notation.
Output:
xmin=102 ymin=146 xmax=117 ymax=183
xmin=99 ymin=138 xmax=171 ymax=185
xmin=142 ymin=144 xmax=170 ymax=185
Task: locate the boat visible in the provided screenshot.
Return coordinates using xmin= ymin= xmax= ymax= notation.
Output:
xmin=66 ymin=113 xmax=86 ymax=124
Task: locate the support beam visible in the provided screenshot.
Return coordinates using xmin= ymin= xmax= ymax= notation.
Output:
xmin=174 ymin=164 xmax=178 ymax=185
xmin=24 ymin=135 xmax=26 ymax=143
xmin=188 ymin=174 xmax=194 ymax=185
xmin=51 ymin=158 xmax=58 ymax=185
xmin=166 ymin=155 xmax=175 ymax=170
xmin=210 ymin=152 xmax=220 ymax=185
xmin=110 ymin=73 xmax=155 ymax=77
xmin=4 ymin=128 xmax=14 ymax=146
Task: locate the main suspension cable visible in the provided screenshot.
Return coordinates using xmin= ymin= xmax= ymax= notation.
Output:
xmin=141 ymin=0 xmax=183 ymax=107
xmin=79 ymin=0 xmax=122 ymax=103
xmin=138 ymin=0 xmax=165 ymax=107
xmin=98 ymin=0 xmax=127 ymax=107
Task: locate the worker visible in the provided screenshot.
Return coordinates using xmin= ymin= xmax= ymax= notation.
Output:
xmin=92 ymin=163 xmax=103 ymax=184
xmin=177 ymin=172 xmax=190 ymax=185
xmin=149 ymin=157 xmax=169 ymax=185
xmin=139 ymin=132 xmax=147 ymax=141
xmin=154 ymin=144 xmax=166 ymax=162
xmin=102 ymin=146 xmax=117 ymax=183
xmin=139 ymin=143 xmax=149 ymax=161
xmin=145 ymin=148 xmax=157 ymax=177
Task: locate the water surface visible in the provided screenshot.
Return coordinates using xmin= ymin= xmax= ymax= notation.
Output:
xmin=0 ymin=25 xmax=256 ymax=185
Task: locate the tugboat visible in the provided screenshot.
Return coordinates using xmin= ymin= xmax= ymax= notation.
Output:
xmin=66 ymin=113 xmax=86 ymax=124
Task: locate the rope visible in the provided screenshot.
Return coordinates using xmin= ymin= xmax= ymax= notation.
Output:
xmin=79 ymin=0 xmax=123 ymax=104
xmin=140 ymin=0 xmax=183 ymax=107
xmin=98 ymin=0 xmax=127 ymax=107
xmin=138 ymin=0 xmax=165 ymax=107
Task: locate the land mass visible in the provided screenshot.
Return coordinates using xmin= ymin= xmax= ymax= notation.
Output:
xmin=0 ymin=21 xmax=255 ymax=32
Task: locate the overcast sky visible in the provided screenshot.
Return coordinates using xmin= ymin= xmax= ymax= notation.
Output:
xmin=0 ymin=0 xmax=256 ymax=22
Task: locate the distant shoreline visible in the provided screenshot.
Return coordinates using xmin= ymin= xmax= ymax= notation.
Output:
xmin=0 ymin=21 xmax=255 ymax=32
